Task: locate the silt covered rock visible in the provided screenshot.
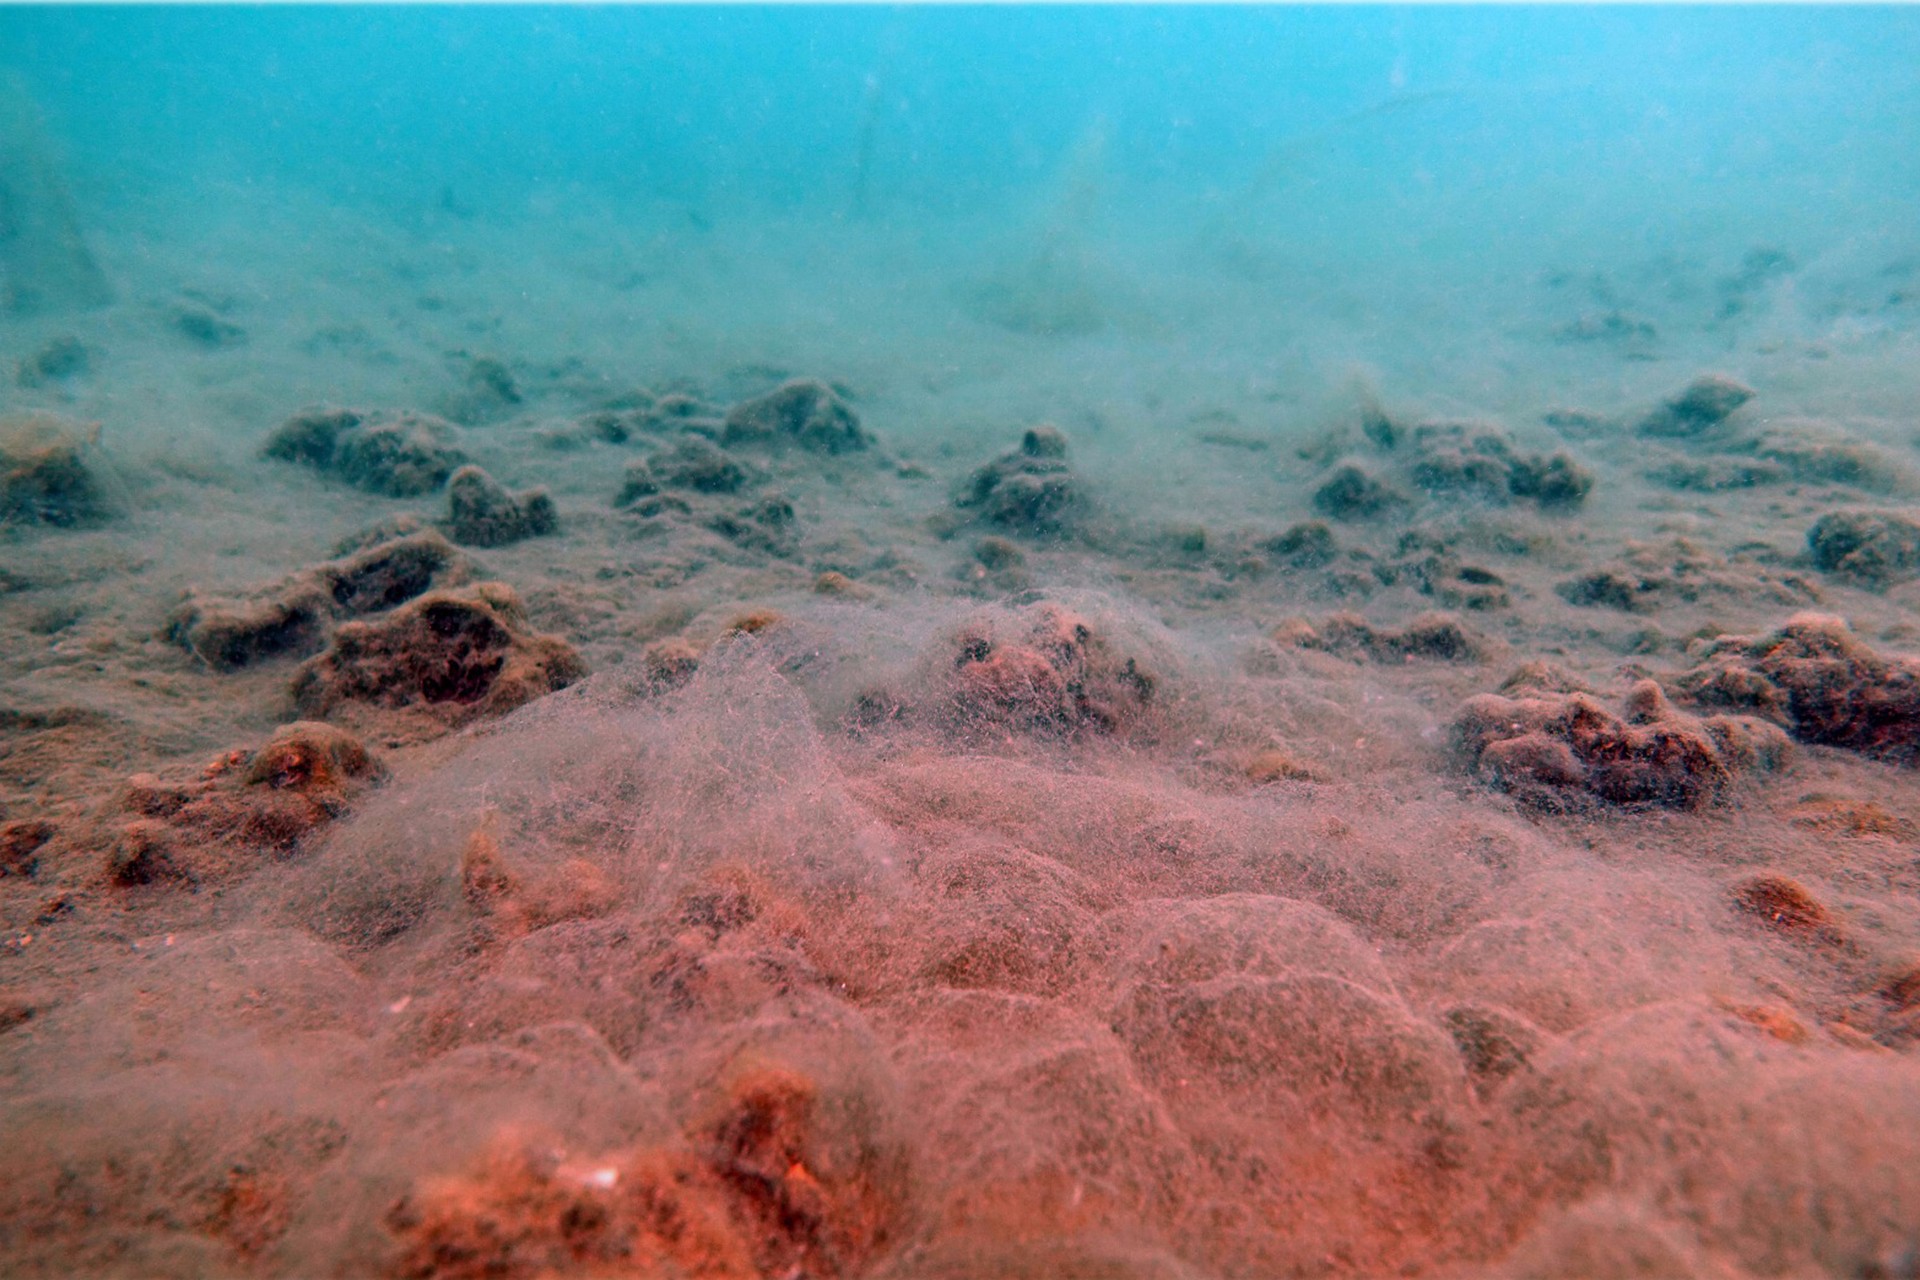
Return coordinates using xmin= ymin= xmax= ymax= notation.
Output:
xmin=1 ymin=412 xmax=112 ymax=527
xmin=113 ymin=721 xmax=387 ymax=885
xmin=1637 ymin=374 xmax=1755 ymax=438
xmin=956 ymin=425 xmax=1087 ymax=538
xmin=1674 ymin=613 xmax=1920 ymax=765
xmin=1807 ymin=510 xmax=1920 ymax=588
xmin=169 ymin=529 xmax=465 ymax=670
xmin=1453 ymin=674 xmax=1788 ymax=811
xmin=723 ymin=379 xmax=870 ymax=455
xmin=263 ymin=405 xmax=467 ymax=496
xmin=292 ymin=582 xmax=587 ymax=730
xmin=442 ymin=465 xmax=557 ymax=548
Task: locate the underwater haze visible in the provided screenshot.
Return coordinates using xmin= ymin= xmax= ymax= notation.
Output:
xmin=4 ymin=6 xmax=1920 ymax=1279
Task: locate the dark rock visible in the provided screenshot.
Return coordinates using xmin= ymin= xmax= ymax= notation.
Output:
xmin=972 ymin=536 xmax=1025 ymax=572
xmin=0 ymin=819 xmax=53 ymax=878
xmin=1262 ymin=521 xmax=1336 ymax=569
xmin=443 ymin=465 xmax=556 ymax=548
xmin=1358 ymin=390 xmax=1401 ymax=450
xmin=650 ymin=437 xmax=748 ymax=494
xmin=572 ymin=390 xmax=721 ymax=447
xmin=1729 ymin=873 xmax=1838 ymax=942
xmin=1748 ymin=421 xmax=1907 ymax=492
xmin=1717 ymin=247 xmax=1797 ymax=320
xmin=723 ymin=379 xmax=870 ymax=455
xmin=1807 ymin=510 xmax=1920 ymax=587
xmin=1312 ymin=464 xmax=1402 ymax=522
xmin=169 ymin=530 xmax=463 ymax=670
xmin=0 ymin=100 xmax=114 ymax=315
xmin=334 ymin=414 xmax=465 ymax=497
xmin=944 ymin=602 xmax=1158 ymax=738
xmin=1408 ymin=428 xmax=1514 ymax=501
xmin=1638 ymin=374 xmax=1754 ymax=437
xmin=1 ymin=412 xmax=110 ymax=526
xmin=614 ymin=461 xmax=658 ymax=507
xmin=1557 ymin=569 xmax=1660 ymax=613
xmin=1429 ymin=563 xmax=1510 ymax=611
xmin=466 ymin=356 xmax=519 ymax=404
xmin=444 ymin=355 xmax=523 ymax=424
xmin=331 ymin=516 xmax=427 ymax=557
xmin=325 ymin=529 xmax=461 ymax=614
xmin=1542 ymin=407 xmax=1611 ymax=433
xmin=1557 ymin=540 xmax=1816 ymax=614
xmin=1554 ymin=310 xmax=1658 ymax=356
xmin=263 ymin=406 xmax=467 ymax=497
xmin=1444 ymin=1005 xmax=1543 ymax=1084
xmin=1453 ymin=677 xmax=1788 ymax=811
xmin=112 ymin=722 xmax=386 ymax=885
xmin=957 ymin=535 xmax=1029 ymax=592
xmin=170 ymin=303 xmax=245 ymax=348
xmin=108 ymin=821 xmax=183 ymax=886
xmin=239 ymin=720 xmax=386 ymax=793
xmin=1382 ymin=542 xmax=1512 ymax=611
xmin=15 ymin=335 xmax=88 ymax=387
xmin=1645 ymin=455 xmax=1788 ymax=492
xmin=708 ymin=492 xmax=800 ymax=556
xmin=1508 ymin=453 xmax=1594 ymax=507
xmin=262 ymin=405 xmax=358 ymax=469
xmin=976 ymin=469 xmax=1079 ymax=534
xmin=1281 ymin=611 xmax=1487 ymax=663
xmin=1148 ymin=522 xmax=1209 ymax=562
xmin=957 ymin=426 xmax=1086 ymax=538
xmin=1407 ymin=423 xmax=1593 ymax=509
xmin=171 ymin=594 xmax=327 ymax=672
xmin=576 ymin=409 xmax=644 ymax=446
xmin=1017 ymin=424 xmax=1069 ymax=460
xmin=292 ymin=583 xmax=587 ymax=729
xmin=1674 ymin=613 xmax=1920 ymax=765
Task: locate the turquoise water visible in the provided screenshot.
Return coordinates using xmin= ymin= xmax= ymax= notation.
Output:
xmin=9 ymin=7 xmax=1919 ymax=248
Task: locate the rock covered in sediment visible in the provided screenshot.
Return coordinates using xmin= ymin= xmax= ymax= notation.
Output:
xmin=168 ymin=529 xmax=466 ymax=670
xmin=952 ymin=422 xmax=1090 ymax=537
xmin=955 ymin=425 xmax=1087 ymax=538
xmin=442 ymin=465 xmax=556 ymax=548
xmin=1637 ymin=374 xmax=1755 ymax=437
xmin=440 ymin=354 xmax=523 ymax=426
xmin=0 ymin=819 xmax=55 ymax=878
xmin=263 ymin=405 xmax=468 ymax=496
xmin=617 ymin=436 xmax=751 ymax=505
xmin=1 ymin=411 xmax=113 ymax=527
xmin=14 ymin=335 xmax=89 ymax=388
xmin=1406 ymin=422 xmax=1594 ymax=509
xmin=1277 ymin=611 xmax=1489 ymax=664
xmin=941 ymin=601 xmax=1159 ymax=738
xmin=1260 ymin=520 xmax=1338 ymax=570
xmin=385 ymin=1022 xmax=910 ymax=1280
xmin=1806 ymin=509 xmax=1920 ymax=587
xmin=1554 ymin=538 xmax=1820 ymax=615
xmin=1746 ymin=419 xmax=1910 ymax=492
xmin=722 ymin=378 xmax=870 ymax=455
xmin=1377 ymin=535 xmax=1513 ymax=611
xmin=1311 ymin=419 xmax=1593 ymax=525
xmin=1673 ymin=613 xmax=1920 ymax=765
xmin=111 ymin=721 xmax=386 ymax=887
xmin=1453 ymin=672 xmax=1790 ymax=811
xmin=1312 ymin=464 xmax=1404 ymax=523
xmin=292 ymin=582 xmax=587 ymax=731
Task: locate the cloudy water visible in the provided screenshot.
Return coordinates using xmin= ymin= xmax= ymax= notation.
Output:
xmin=3 ymin=7 xmax=1920 ymax=1278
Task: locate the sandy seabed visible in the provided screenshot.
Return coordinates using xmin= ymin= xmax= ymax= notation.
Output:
xmin=3 ymin=185 xmax=1920 ymax=1279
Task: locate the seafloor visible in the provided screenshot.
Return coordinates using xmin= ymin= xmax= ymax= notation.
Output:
xmin=3 ymin=181 xmax=1920 ymax=1278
